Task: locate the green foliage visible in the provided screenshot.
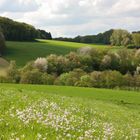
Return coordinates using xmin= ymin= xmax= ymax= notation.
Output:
xmin=75 ymin=75 xmax=92 ymax=87
xmin=20 ymin=69 xmax=43 ymax=84
xmin=6 ymin=61 xmax=20 ymax=83
xmin=66 ymin=52 xmax=81 ymax=71
xmin=41 ymin=73 xmax=55 ymax=85
xmin=56 ymin=69 xmax=86 ymax=86
xmin=47 ymin=54 xmax=69 ymax=75
xmin=110 ymin=29 xmax=131 ymax=46
xmin=0 ymin=16 xmax=52 ymax=41
xmin=1 ymin=46 xmax=140 ymax=89
xmin=4 ymin=40 xmax=112 ymax=67
xmin=132 ymin=33 xmax=140 ymax=47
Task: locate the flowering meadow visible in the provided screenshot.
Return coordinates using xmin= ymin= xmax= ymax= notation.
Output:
xmin=0 ymin=84 xmax=140 ymax=140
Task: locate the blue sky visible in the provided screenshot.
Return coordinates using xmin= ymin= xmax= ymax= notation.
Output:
xmin=0 ymin=0 xmax=140 ymax=37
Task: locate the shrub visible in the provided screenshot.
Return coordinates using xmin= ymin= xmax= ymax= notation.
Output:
xmin=20 ymin=61 xmax=34 ymax=73
xmin=75 ymin=75 xmax=92 ymax=87
xmin=117 ymin=49 xmax=137 ymax=74
xmin=102 ymin=71 xmax=124 ymax=88
xmin=123 ymin=73 xmax=135 ymax=87
xmin=6 ymin=61 xmax=20 ymax=83
xmin=47 ymin=54 xmax=69 ymax=75
xmin=77 ymin=46 xmax=93 ymax=55
xmin=20 ymin=69 xmax=43 ymax=84
xmin=41 ymin=73 xmax=56 ymax=85
xmin=110 ymin=29 xmax=131 ymax=46
xmin=100 ymin=52 xmax=120 ymax=71
xmin=90 ymin=70 xmax=124 ymax=88
xmin=56 ymin=69 xmax=86 ymax=86
xmin=34 ymin=57 xmax=48 ymax=72
xmin=90 ymin=48 xmax=108 ymax=70
xmin=132 ymin=33 xmax=140 ymax=47
xmin=66 ymin=52 xmax=81 ymax=71
xmin=79 ymin=55 xmax=93 ymax=72
xmin=90 ymin=71 xmax=104 ymax=88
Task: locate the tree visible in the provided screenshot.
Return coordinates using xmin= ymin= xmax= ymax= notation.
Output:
xmin=6 ymin=61 xmax=20 ymax=83
xmin=132 ymin=33 xmax=140 ymax=47
xmin=47 ymin=54 xmax=69 ymax=75
xmin=110 ymin=29 xmax=131 ymax=46
xmin=0 ymin=16 xmax=52 ymax=41
xmin=0 ymin=31 xmax=6 ymax=55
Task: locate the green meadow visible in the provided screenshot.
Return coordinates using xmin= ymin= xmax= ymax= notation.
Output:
xmin=4 ymin=40 xmax=112 ymax=67
xmin=0 ymin=84 xmax=140 ymax=139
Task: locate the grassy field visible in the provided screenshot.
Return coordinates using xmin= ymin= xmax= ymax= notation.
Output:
xmin=4 ymin=40 xmax=111 ymax=67
xmin=0 ymin=84 xmax=140 ymax=139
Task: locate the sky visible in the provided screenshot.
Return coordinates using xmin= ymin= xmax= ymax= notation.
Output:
xmin=0 ymin=0 xmax=140 ymax=37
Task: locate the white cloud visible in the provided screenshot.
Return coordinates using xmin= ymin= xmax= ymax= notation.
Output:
xmin=0 ymin=0 xmax=140 ymax=37
xmin=0 ymin=0 xmax=40 ymax=12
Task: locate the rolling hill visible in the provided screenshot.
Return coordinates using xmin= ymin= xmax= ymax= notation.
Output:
xmin=0 ymin=84 xmax=140 ymax=139
xmin=4 ymin=39 xmax=114 ymax=67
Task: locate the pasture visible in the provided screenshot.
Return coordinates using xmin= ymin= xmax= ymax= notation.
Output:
xmin=4 ymin=40 xmax=112 ymax=67
xmin=0 ymin=84 xmax=140 ymax=139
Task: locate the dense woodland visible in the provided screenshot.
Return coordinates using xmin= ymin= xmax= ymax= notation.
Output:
xmin=0 ymin=17 xmax=52 ymax=41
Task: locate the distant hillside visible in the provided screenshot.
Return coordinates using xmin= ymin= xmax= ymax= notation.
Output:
xmin=55 ymin=29 xmax=140 ymax=45
xmin=55 ymin=29 xmax=114 ymax=44
xmin=5 ymin=40 xmax=110 ymax=66
xmin=0 ymin=16 xmax=52 ymax=41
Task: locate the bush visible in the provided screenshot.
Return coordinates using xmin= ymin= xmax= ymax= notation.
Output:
xmin=90 ymin=48 xmax=108 ymax=70
xmin=90 ymin=71 xmax=124 ymax=88
xmin=75 ymin=75 xmax=92 ymax=87
xmin=117 ymin=49 xmax=137 ymax=74
xmin=20 ymin=69 xmax=43 ymax=84
xmin=66 ymin=52 xmax=81 ymax=71
xmin=90 ymin=71 xmax=105 ymax=88
xmin=100 ymin=52 xmax=120 ymax=71
xmin=79 ymin=55 xmax=93 ymax=72
xmin=41 ymin=74 xmax=56 ymax=85
xmin=6 ymin=61 xmax=20 ymax=83
xmin=123 ymin=73 xmax=135 ymax=87
xmin=77 ymin=46 xmax=93 ymax=55
xmin=47 ymin=54 xmax=69 ymax=75
xmin=102 ymin=71 xmax=124 ymax=88
xmin=110 ymin=29 xmax=131 ymax=46
xmin=132 ymin=33 xmax=140 ymax=47
xmin=55 ymin=69 xmax=86 ymax=86
xmin=34 ymin=57 xmax=47 ymax=72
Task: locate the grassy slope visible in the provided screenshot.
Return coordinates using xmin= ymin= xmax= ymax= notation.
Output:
xmin=0 ymin=84 xmax=140 ymax=139
xmin=4 ymin=40 xmax=111 ymax=66
xmin=1 ymin=84 xmax=140 ymax=108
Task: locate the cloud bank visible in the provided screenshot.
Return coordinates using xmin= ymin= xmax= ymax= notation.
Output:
xmin=0 ymin=0 xmax=140 ymax=37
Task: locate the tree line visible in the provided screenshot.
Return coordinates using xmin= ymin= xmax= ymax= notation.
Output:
xmin=1 ymin=47 xmax=140 ymax=90
xmin=55 ymin=29 xmax=140 ymax=48
xmin=0 ymin=16 xmax=52 ymax=41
